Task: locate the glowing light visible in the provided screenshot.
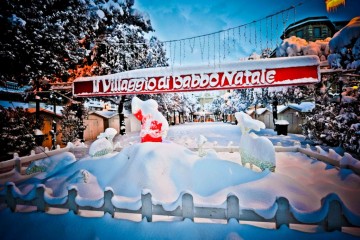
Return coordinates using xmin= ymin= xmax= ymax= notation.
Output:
xmin=326 ymin=0 xmax=346 ymax=12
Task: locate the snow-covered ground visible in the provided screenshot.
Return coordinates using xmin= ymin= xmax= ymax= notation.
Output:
xmin=1 ymin=122 xmax=360 ymax=240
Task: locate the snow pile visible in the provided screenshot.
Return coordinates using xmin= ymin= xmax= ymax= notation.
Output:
xmin=328 ymin=17 xmax=360 ymax=69
xmin=4 ymin=141 xmax=360 ymax=223
xmin=276 ymin=36 xmax=330 ymax=61
xmin=25 ymin=152 xmax=76 ymax=177
xmin=2 ymin=120 xmax=360 ymax=240
xmin=235 ymin=112 xmax=276 ymax=172
xmin=132 ymin=96 xmax=169 ymax=143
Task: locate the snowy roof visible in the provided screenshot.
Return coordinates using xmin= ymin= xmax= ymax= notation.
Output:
xmin=0 ymin=101 xmax=65 ymax=116
xmin=85 ymin=100 xmax=104 ymax=108
xmin=284 ymin=16 xmax=335 ymax=37
xmin=43 ymin=105 xmax=64 ymax=116
xmin=94 ymin=110 xmax=119 ymax=119
xmin=0 ymin=85 xmax=32 ymax=94
xmin=288 ymin=102 xmax=315 ymax=112
xmin=245 ymin=109 xmax=254 ymax=115
xmin=27 ymin=108 xmax=62 ymax=118
xmin=255 ymin=108 xmax=267 ymax=115
xmin=265 ymin=102 xmax=315 ymax=114
xmin=0 ymin=100 xmax=29 ymax=109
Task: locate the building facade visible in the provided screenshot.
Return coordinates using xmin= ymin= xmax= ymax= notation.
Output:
xmin=282 ymin=16 xmax=347 ymax=42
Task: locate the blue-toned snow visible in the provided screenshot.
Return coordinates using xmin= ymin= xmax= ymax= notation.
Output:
xmin=1 ymin=122 xmax=360 ymax=239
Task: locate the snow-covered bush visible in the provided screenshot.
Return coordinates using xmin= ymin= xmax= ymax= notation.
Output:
xmin=235 ymin=112 xmax=276 ymax=172
xmin=276 ymin=36 xmax=331 ymax=60
xmin=328 ymin=17 xmax=360 ymax=70
xmin=302 ymin=86 xmax=360 ymax=155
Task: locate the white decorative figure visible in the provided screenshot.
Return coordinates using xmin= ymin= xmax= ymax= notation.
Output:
xmin=89 ymin=128 xmax=117 ymax=157
xmin=235 ymin=112 xmax=276 ymax=172
xmin=89 ymin=138 xmax=113 ymax=157
xmin=132 ymin=96 xmax=169 ymax=143
xmin=197 ymin=135 xmax=207 ymax=157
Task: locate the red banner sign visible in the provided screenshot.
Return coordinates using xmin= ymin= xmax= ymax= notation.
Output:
xmin=73 ymin=56 xmax=320 ymax=97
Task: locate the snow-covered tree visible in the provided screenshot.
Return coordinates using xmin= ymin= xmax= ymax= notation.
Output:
xmin=0 ymin=0 xmax=94 ymax=89
xmin=276 ymin=36 xmax=330 ymax=61
xmin=328 ymin=17 xmax=360 ymax=72
xmin=0 ymin=0 xmax=167 ymax=90
xmin=302 ymin=17 xmax=360 ymax=155
xmin=61 ymin=103 xmax=88 ymax=144
xmin=69 ymin=0 xmax=166 ymax=78
xmin=0 ymin=106 xmax=36 ymax=158
xmin=302 ymin=79 xmax=360 ymax=155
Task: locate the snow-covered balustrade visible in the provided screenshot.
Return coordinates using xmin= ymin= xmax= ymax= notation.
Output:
xmin=1 ymin=185 xmax=358 ymax=232
xmin=0 ymin=145 xmax=70 ymax=176
xmin=0 ymin=143 xmax=89 ymax=178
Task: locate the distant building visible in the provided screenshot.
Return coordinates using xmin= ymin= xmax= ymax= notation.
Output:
xmin=249 ymin=102 xmax=315 ymax=134
xmin=281 ymin=16 xmax=347 ymax=42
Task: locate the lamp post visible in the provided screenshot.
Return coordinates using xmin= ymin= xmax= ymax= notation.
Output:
xmin=272 ymin=97 xmax=278 ymax=130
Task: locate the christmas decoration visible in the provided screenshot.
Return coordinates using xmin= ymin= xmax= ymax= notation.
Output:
xmin=325 ymin=0 xmax=346 ymax=12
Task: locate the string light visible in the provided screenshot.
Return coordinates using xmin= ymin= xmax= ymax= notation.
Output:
xmin=159 ymin=2 xmax=304 ymax=65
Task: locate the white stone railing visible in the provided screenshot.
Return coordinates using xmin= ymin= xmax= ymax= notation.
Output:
xmin=173 ymin=142 xmax=360 ymax=175
xmin=274 ymin=142 xmax=360 ymax=176
xmin=0 ymin=144 xmax=88 ymax=178
xmin=1 ymin=142 xmax=359 ymax=177
xmin=0 ymin=184 xmax=358 ymax=232
xmin=1 ymin=142 xmax=360 ymax=231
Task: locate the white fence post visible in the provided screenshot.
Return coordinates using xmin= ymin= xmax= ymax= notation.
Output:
xmin=227 ymin=195 xmax=240 ymax=222
xmin=182 ymin=193 xmax=194 ymax=221
xmin=141 ymin=193 xmax=152 ymax=222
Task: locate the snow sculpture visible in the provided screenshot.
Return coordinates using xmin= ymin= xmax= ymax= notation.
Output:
xmin=235 ymin=112 xmax=276 ymax=172
xmin=89 ymin=128 xmax=117 ymax=157
xmin=197 ymin=135 xmax=207 ymax=157
xmin=131 ymin=96 xmax=169 ymax=143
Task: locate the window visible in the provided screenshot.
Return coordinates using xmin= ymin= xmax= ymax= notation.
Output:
xmin=296 ymin=30 xmax=303 ymax=38
xmin=314 ymin=27 xmax=321 ymax=38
